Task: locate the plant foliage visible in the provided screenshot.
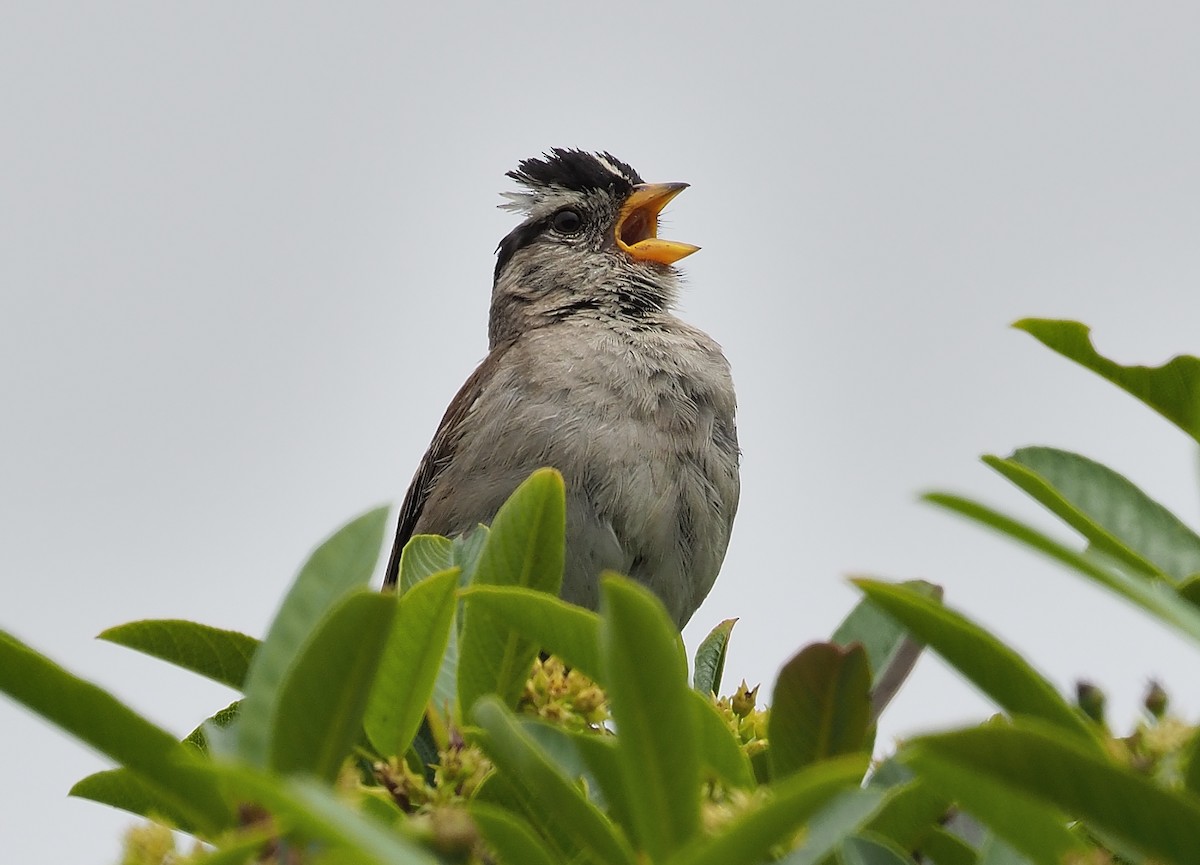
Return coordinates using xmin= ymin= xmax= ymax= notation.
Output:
xmin=1 ymin=318 xmax=1199 ymax=864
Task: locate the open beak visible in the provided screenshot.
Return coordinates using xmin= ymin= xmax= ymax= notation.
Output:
xmin=614 ymin=182 xmax=700 ymax=265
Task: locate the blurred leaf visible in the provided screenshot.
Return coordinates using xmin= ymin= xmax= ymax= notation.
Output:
xmin=98 ymin=620 xmax=259 ymax=691
xmin=976 ymin=834 xmax=1036 ymax=865
xmin=461 ymin=585 xmax=601 ymax=679
xmin=853 ymin=580 xmax=1100 ymax=747
xmin=693 ymin=618 xmax=737 ymax=696
xmin=769 ymin=642 xmax=872 ymax=779
xmin=467 ymin=802 xmax=557 ymax=865
xmin=777 ymin=787 xmax=891 ymax=865
xmin=271 ymin=591 xmax=396 ymax=780
xmin=1014 ymin=319 xmax=1200 ymax=446
xmin=665 ymin=754 xmax=868 ymax=865
xmin=69 ymin=767 xmax=195 ymax=829
xmin=925 ymin=493 xmax=1200 ymax=646
xmin=833 ymin=581 xmax=940 ymax=721
xmin=907 ymin=720 xmax=1200 ymax=865
xmin=601 ymin=575 xmax=700 ymax=861
xmin=691 ymin=690 xmax=755 ymax=789
xmin=471 ymin=696 xmax=635 ymax=865
xmin=986 ymin=447 xmax=1200 ymax=582
xmin=238 ymin=506 xmax=389 ymax=767
xmin=904 ymin=739 xmax=1088 ymax=865
xmin=0 ymin=630 xmax=230 ymax=833
xmin=838 ymin=832 xmax=914 ymax=865
xmin=916 ymin=828 xmax=979 ymax=865
xmin=861 ymin=774 xmax=950 ymax=853
xmin=365 ymin=568 xmax=458 ymax=756
xmin=206 ymin=764 xmax=439 ymax=865
xmin=457 ymin=469 xmax=566 ymax=717
xmin=188 ymin=829 xmax=275 ymax=865
xmin=1183 ymin=729 xmax=1200 ymax=798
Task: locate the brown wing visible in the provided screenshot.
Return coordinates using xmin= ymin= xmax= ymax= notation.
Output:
xmin=382 ymin=343 xmax=512 ymax=588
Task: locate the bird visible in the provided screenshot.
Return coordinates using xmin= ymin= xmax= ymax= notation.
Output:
xmin=382 ymin=149 xmax=739 ymax=629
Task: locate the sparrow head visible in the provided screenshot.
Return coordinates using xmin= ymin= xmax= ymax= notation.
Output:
xmin=488 ymin=149 xmax=699 ymax=347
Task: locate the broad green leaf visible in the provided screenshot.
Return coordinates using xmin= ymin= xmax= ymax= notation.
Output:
xmin=777 ymin=787 xmax=891 ymax=865
xmin=397 ymin=535 xmax=453 ymax=591
xmin=903 ymin=742 xmax=1088 ymax=864
xmin=471 ymin=696 xmax=635 ymax=865
xmin=833 ymin=581 xmax=940 ymax=720
xmin=986 ymin=447 xmax=1200 ymax=582
xmin=0 ymin=630 xmax=230 ymax=832
xmin=364 ymin=568 xmax=458 ymax=756
xmin=460 ymin=585 xmax=601 ymax=679
xmin=472 ymin=771 xmax=578 ymax=864
xmin=601 ymin=575 xmax=700 ymax=861
xmin=238 ymin=506 xmax=389 ymax=767
xmin=517 ymin=718 xmax=614 ymax=810
xmin=853 ymin=580 xmax=1100 ymax=747
xmin=925 ymin=493 xmax=1200 ymax=646
xmin=908 ymin=720 xmax=1200 ymax=865
xmin=271 ymin=591 xmax=396 ymax=780
xmin=457 ymin=469 xmax=566 ymax=716
xmin=665 ymin=754 xmax=869 ymax=865
xmin=691 ymin=690 xmax=755 ymax=789
xmin=467 ymin=802 xmax=557 ymax=865
xmin=1183 ymin=729 xmax=1200 ymax=798
xmin=769 ymin=642 xmax=872 ymax=779
xmin=98 ymin=620 xmax=259 ymax=691
xmin=1015 ymin=319 xmax=1200 ymax=446
xmin=693 ymin=618 xmax=737 ymax=696
xmin=206 ymin=764 xmax=439 ymax=865
xmin=839 ymin=832 xmax=914 ymax=865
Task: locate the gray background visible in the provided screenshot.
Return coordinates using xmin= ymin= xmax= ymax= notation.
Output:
xmin=3 ymin=3 xmax=1199 ymax=861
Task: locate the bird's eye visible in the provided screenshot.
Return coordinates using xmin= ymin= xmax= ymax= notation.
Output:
xmin=551 ymin=209 xmax=583 ymax=234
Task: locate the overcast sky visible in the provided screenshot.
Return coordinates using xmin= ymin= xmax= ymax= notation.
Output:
xmin=3 ymin=4 xmax=1200 ymax=861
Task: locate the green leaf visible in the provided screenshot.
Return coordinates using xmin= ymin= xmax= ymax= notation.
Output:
xmin=691 ymin=690 xmax=756 ymax=789
xmin=70 ymin=767 xmax=197 ymax=829
xmin=903 ymin=741 xmax=1088 ymax=865
xmin=776 ymin=787 xmax=891 ymax=865
xmin=188 ymin=829 xmax=276 ymax=865
xmin=907 ymin=719 xmax=1200 ymax=865
xmin=460 ymin=585 xmax=601 ymax=679
xmin=457 ymin=469 xmax=566 ymax=716
xmin=467 ymin=802 xmax=557 ymax=865
xmin=184 ymin=701 xmax=241 ymax=754
xmin=237 ymin=506 xmax=388 ymax=767
xmin=471 ymin=696 xmax=635 ymax=865
xmin=918 ymin=828 xmax=980 ymax=865
xmin=98 ymin=620 xmax=259 ymax=691
xmin=861 ymin=774 xmax=951 ymax=853
xmin=925 ymin=493 xmax=1200 ymax=646
xmin=601 ymin=575 xmax=700 ymax=861
xmin=839 ymin=832 xmax=915 ymax=865
xmin=832 ymin=581 xmax=940 ymax=720
xmin=364 ymin=568 xmax=459 ymax=756
xmin=976 ymin=834 xmax=1039 ymax=865
xmin=769 ymin=642 xmax=872 ymax=779
xmin=986 ymin=447 xmax=1200 ymax=582
xmin=0 ymin=630 xmax=230 ymax=833
xmin=693 ymin=618 xmax=737 ymax=695
xmin=206 ymin=764 xmax=440 ymax=865
xmin=853 ymin=580 xmax=1100 ymax=747
xmin=665 ymin=754 xmax=869 ymax=865
xmin=271 ymin=591 xmax=396 ymax=780
xmin=1014 ymin=319 xmax=1200 ymax=446
xmin=397 ymin=535 xmax=454 ymax=591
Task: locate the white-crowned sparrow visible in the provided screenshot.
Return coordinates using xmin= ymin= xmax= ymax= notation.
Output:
xmin=383 ymin=149 xmax=739 ymax=628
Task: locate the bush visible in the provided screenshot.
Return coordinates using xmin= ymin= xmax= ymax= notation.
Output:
xmin=2 ymin=318 xmax=1199 ymax=864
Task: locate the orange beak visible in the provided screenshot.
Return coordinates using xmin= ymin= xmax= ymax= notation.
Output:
xmin=614 ymin=182 xmax=700 ymax=265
